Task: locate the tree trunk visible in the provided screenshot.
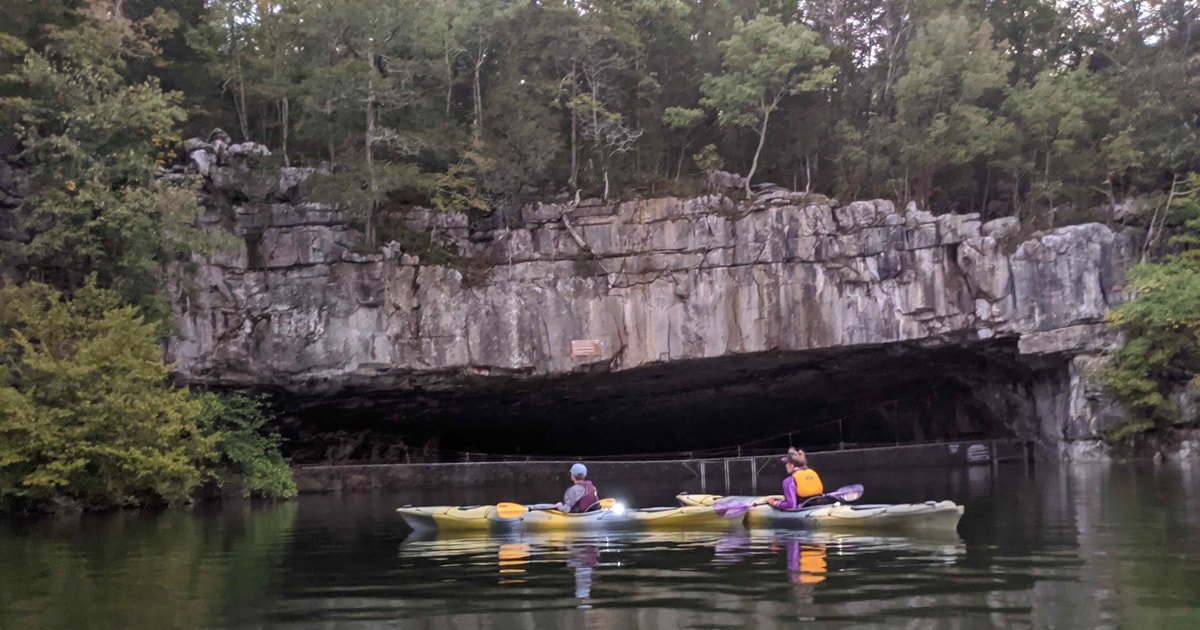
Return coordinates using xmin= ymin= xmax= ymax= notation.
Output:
xmin=1044 ymin=143 xmax=1053 ymax=228
xmin=745 ymin=105 xmax=772 ymax=198
xmin=981 ymin=164 xmax=991 ymax=216
xmin=569 ymin=62 xmax=578 ymax=191
xmin=280 ymin=96 xmax=290 ymax=167
xmin=804 ymin=153 xmax=812 ymax=194
xmin=324 ymin=98 xmax=336 ymax=169
xmin=1105 ymin=177 xmax=1117 ymax=229
xmin=365 ymin=48 xmax=378 ymax=247
xmin=914 ymin=173 xmax=933 ymax=212
xmin=233 ymin=58 xmax=250 ymax=142
xmin=570 ymin=108 xmax=578 ymax=190
xmin=591 ymin=82 xmax=606 ymax=199
xmin=472 ymin=48 xmax=484 ymax=148
xmin=445 ymin=38 xmax=454 ymax=116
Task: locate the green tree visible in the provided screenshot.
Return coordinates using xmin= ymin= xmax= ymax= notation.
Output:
xmin=662 ymin=106 xmax=707 ymax=179
xmin=452 ymin=0 xmax=521 ymax=149
xmin=890 ymin=11 xmax=1012 ymax=210
xmin=297 ymin=0 xmax=439 ymax=245
xmin=696 ymin=14 xmax=835 ymax=198
xmin=201 ymin=0 xmax=305 ymax=160
xmin=0 ymin=282 xmax=215 ymax=509
xmin=3 ymin=1 xmax=210 ymax=318
xmin=1004 ymin=67 xmax=1116 ymax=226
xmin=0 ymin=282 xmax=297 ymax=511
xmin=196 ymin=392 xmax=297 ymax=499
xmin=202 ymin=0 xmax=263 ymax=142
xmin=1100 ymin=175 xmax=1200 ymax=443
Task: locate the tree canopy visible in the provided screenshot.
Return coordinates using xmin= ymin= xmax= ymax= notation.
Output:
xmin=3 ymin=0 xmax=1198 ymax=230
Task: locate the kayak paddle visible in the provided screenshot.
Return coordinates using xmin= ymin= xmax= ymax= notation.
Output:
xmin=495 ymin=497 xmax=618 ymax=519
xmin=713 ymin=484 xmax=865 ymax=518
xmin=817 ymin=484 xmax=863 ymax=504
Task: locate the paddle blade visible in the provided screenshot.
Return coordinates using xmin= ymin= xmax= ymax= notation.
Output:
xmin=495 ymin=502 xmax=530 ymax=519
xmin=830 ymin=484 xmax=864 ymax=502
xmin=599 ymin=498 xmax=616 ymax=509
xmin=712 ymin=498 xmax=756 ymax=518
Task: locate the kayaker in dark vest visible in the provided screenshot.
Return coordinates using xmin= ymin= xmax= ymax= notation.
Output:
xmin=767 ymin=448 xmax=824 ymax=510
xmin=556 ymin=463 xmax=601 ymax=513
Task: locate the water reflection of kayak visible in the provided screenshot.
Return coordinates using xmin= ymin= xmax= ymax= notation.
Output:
xmin=398 ymin=527 xmax=728 ymax=552
xmin=677 ymin=493 xmax=965 ymax=533
xmin=396 ymin=503 xmax=731 ymax=532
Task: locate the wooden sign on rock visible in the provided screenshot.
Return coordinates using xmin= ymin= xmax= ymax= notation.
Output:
xmin=571 ymin=339 xmax=603 ymax=357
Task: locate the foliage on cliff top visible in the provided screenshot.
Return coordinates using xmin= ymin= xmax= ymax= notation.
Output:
xmin=1 ymin=0 xmax=215 ymax=320
xmin=6 ymin=0 xmax=1194 ymax=226
xmin=0 ymin=282 xmax=295 ymax=512
xmin=1100 ymin=175 xmax=1200 ymax=444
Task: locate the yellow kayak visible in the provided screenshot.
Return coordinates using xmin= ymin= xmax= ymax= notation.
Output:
xmin=677 ymin=493 xmax=964 ymax=533
xmin=676 ymin=493 xmax=781 ymax=507
xmin=743 ymin=501 xmax=964 ymax=532
xmin=397 ymin=503 xmax=730 ymax=532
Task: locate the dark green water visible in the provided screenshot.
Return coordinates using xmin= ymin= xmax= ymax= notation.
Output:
xmin=2 ymin=462 xmax=1199 ymax=629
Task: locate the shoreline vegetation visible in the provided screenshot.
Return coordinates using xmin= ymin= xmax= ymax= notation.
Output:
xmin=2 ymin=0 xmax=1199 ymax=512
xmin=0 ymin=282 xmax=297 ymax=515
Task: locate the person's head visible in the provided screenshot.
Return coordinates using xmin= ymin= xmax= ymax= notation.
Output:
xmin=569 ymin=462 xmax=588 ymax=481
xmin=780 ymin=447 xmax=808 ymax=471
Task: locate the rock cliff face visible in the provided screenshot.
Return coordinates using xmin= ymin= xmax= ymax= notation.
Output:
xmin=167 ymin=152 xmax=1139 ymax=460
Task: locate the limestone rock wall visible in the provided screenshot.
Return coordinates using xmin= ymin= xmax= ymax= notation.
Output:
xmin=166 ymin=156 xmax=1140 ymax=457
xmin=171 ymin=193 xmax=1130 ymax=388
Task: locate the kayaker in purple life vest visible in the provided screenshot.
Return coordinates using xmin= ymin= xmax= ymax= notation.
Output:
xmin=767 ymin=447 xmax=825 ymax=510
xmin=556 ymin=463 xmax=601 ymax=513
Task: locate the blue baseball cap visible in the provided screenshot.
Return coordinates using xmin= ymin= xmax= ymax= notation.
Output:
xmin=570 ymin=463 xmax=587 ymax=476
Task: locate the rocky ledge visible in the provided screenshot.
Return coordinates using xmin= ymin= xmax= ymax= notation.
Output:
xmin=166 ymin=144 xmax=1145 ymax=459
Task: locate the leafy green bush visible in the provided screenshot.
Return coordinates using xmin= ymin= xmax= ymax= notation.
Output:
xmin=1099 ymin=176 xmax=1200 ymax=444
xmin=0 ymin=282 xmax=296 ymax=511
xmin=0 ymin=282 xmax=213 ymax=509
xmin=196 ymin=392 xmax=297 ymax=499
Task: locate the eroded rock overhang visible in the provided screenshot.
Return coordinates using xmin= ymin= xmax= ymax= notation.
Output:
xmin=167 ymin=187 xmax=1134 ymax=458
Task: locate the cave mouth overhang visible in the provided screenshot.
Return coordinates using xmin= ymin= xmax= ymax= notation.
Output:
xmin=278 ymin=334 xmax=1068 ymax=463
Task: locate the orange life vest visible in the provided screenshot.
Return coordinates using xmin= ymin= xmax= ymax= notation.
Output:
xmin=791 ymin=468 xmax=824 ymax=499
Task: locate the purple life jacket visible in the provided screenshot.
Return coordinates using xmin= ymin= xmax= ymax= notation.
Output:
xmin=572 ymin=481 xmax=600 ymax=513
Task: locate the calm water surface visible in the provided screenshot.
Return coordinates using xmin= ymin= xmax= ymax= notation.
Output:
xmin=2 ymin=462 xmax=1199 ymax=629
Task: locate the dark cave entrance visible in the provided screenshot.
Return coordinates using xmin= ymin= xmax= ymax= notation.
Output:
xmin=281 ymin=337 xmax=1063 ymax=464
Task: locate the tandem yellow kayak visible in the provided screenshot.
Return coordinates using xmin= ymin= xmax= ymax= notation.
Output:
xmin=397 ymin=503 xmax=730 ymax=532
xmin=676 ymin=493 xmax=964 ymax=533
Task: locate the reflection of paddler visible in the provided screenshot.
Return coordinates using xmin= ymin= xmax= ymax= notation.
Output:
xmin=713 ymin=531 xmax=752 ymax=565
xmin=498 ymin=543 xmax=530 ymax=584
xmin=787 ymin=540 xmax=827 ymax=585
xmin=567 ymin=542 xmax=599 ymax=605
